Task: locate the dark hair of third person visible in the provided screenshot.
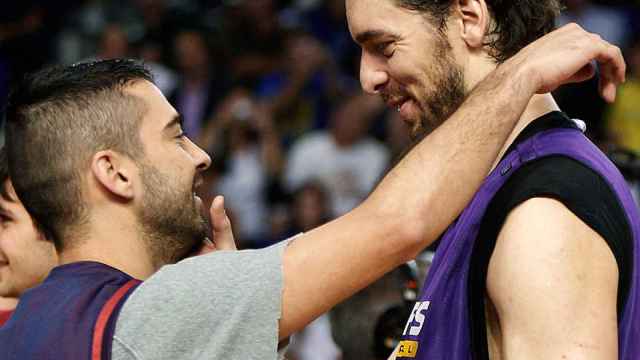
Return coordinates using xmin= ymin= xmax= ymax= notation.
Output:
xmin=0 ymin=147 xmax=10 ymax=202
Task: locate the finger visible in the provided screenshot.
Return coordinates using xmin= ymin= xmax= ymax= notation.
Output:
xmin=210 ymin=195 xmax=237 ymax=250
xmin=595 ymin=43 xmax=626 ymax=103
xmin=566 ymin=63 xmax=597 ymax=85
xmin=184 ymin=238 xmax=216 ymax=259
xmin=195 ymin=239 xmax=217 ymax=256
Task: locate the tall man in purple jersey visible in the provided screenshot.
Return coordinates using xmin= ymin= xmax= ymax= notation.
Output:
xmin=2 ymin=23 xmax=625 ymax=359
xmin=346 ymin=0 xmax=638 ymax=359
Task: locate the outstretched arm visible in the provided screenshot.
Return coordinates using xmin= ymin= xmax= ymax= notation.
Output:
xmin=278 ymin=24 xmax=626 ymax=339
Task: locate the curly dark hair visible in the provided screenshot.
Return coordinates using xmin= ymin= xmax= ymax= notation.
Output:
xmin=396 ymin=0 xmax=563 ymax=63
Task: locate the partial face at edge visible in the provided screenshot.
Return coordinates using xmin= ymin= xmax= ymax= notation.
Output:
xmin=126 ymin=81 xmax=212 ymax=266
xmin=347 ymin=0 xmax=467 ymax=140
xmin=0 ymin=180 xmax=57 ymax=298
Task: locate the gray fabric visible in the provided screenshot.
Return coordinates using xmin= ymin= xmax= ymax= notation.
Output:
xmin=112 ymin=240 xmax=290 ymax=360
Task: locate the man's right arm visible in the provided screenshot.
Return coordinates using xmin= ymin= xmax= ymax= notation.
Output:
xmin=278 ymin=24 xmax=626 ymax=339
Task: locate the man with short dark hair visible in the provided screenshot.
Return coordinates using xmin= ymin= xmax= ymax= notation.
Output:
xmin=345 ymin=0 xmax=639 ymax=358
xmin=0 ymin=147 xmax=57 ymax=326
xmin=0 ymin=22 xmax=624 ymax=358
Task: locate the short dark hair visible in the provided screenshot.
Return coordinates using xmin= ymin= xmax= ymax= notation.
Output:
xmin=5 ymin=59 xmax=153 ymax=250
xmin=395 ymin=0 xmax=563 ymax=63
xmin=0 ymin=146 xmax=10 ymax=202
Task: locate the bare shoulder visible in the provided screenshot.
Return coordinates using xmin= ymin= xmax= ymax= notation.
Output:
xmin=486 ymin=197 xmax=618 ymax=358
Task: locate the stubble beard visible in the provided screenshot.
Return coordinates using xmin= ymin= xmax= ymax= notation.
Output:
xmin=410 ymin=36 xmax=468 ymax=142
xmin=136 ymin=161 xmax=208 ymax=268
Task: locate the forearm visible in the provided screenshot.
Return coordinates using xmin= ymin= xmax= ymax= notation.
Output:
xmin=364 ymin=61 xmax=536 ymax=254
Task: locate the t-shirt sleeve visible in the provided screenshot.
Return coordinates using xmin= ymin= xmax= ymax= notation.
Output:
xmin=111 ymin=239 xmax=291 ymax=360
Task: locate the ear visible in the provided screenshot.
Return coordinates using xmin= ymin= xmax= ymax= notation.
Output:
xmin=455 ymin=0 xmax=490 ymax=50
xmin=91 ymin=150 xmax=135 ymax=200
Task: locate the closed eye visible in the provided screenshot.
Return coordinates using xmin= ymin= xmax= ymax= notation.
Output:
xmin=175 ymin=131 xmax=189 ymax=147
xmin=375 ymin=41 xmax=395 ymax=58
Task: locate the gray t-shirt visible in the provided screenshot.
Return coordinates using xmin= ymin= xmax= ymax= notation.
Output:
xmin=111 ymin=240 xmax=290 ymax=360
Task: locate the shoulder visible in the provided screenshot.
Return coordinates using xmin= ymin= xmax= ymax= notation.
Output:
xmin=491 ymin=156 xmax=629 ymax=243
xmin=485 ymin=196 xmax=619 ymax=357
xmin=487 ymin=155 xmax=626 ymax=295
xmin=113 ymin=243 xmax=290 ymax=359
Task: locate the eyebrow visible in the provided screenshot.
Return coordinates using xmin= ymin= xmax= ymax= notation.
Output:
xmin=163 ymin=114 xmax=184 ymax=132
xmin=355 ymin=29 xmax=400 ymax=45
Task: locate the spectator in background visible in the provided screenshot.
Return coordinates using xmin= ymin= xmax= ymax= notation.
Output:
xmin=555 ymin=0 xmax=634 ymax=144
xmin=223 ymin=0 xmax=285 ymax=85
xmin=558 ymin=0 xmax=631 ymax=48
xmin=199 ymin=89 xmax=284 ymax=248
xmin=285 ymin=93 xmax=388 ymax=217
xmin=136 ymin=38 xmax=177 ymax=96
xmin=605 ymin=36 xmax=640 ymax=155
xmin=0 ymin=2 xmax=63 ymax=109
xmin=286 ymin=182 xmax=342 ymax=360
xmin=384 ymin=111 xmax=412 ymax=161
xmin=96 ymin=24 xmax=131 ymax=60
xmin=290 ymin=182 xmax=331 ymax=234
xmin=302 ymin=0 xmax=361 ymax=77
xmin=132 ymin=0 xmax=178 ymax=65
xmin=256 ymin=30 xmax=346 ymax=144
xmin=169 ymin=30 xmax=228 ymax=140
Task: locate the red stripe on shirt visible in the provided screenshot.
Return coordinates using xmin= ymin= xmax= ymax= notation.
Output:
xmin=91 ymin=280 xmax=138 ymax=360
xmin=0 ymin=310 xmax=12 ymax=326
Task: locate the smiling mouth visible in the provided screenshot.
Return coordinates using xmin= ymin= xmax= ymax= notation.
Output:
xmin=386 ymin=96 xmax=408 ymax=111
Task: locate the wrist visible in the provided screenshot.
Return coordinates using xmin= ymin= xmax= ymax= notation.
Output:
xmin=497 ymin=56 xmax=539 ymax=97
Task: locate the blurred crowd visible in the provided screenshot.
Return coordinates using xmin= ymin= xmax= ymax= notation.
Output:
xmin=0 ymin=0 xmax=639 ymax=358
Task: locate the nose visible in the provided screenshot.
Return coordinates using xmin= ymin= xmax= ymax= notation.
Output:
xmin=187 ymin=138 xmax=212 ymax=172
xmin=360 ymin=51 xmax=388 ymax=95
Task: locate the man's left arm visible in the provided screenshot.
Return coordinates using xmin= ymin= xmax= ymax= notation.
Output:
xmin=488 ymin=197 xmax=619 ymax=359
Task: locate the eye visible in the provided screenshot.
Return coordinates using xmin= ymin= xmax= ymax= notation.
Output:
xmin=176 ymin=130 xmax=189 ymax=140
xmin=175 ymin=131 xmax=190 ymax=148
xmin=375 ymin=41 xmax=395 ymax=58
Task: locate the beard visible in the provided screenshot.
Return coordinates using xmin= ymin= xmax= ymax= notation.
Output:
xmin=410 ymin=36 xmax=467 ymax=142
xmin=136 ymin=161 xmax=208 ymax=267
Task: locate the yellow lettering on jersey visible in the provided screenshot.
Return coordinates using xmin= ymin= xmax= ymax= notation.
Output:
xmin=397 ymin=340 xmax=419 ymax=358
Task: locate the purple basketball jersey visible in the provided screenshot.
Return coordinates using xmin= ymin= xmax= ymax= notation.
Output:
xmin=396 ymin=124 xmax=640 ymax=359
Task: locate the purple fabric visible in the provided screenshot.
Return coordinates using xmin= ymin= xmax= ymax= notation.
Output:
xmin=0 ymin=262 xmax=140 ymax=360
xmin=397 ymin=127 xmax=639 ymax=359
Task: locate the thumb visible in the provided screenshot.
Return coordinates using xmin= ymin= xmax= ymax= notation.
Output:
xmin=210 ymin=195 xmax=237 ymax=250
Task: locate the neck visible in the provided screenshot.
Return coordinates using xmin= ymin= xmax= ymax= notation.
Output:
xmin=490 ymin=93 xmax=560 ymax=170
xmin=58 ymin=215 xmax=157 ymax=280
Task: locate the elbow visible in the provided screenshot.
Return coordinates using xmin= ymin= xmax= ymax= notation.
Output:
xmin=394 ymin=218 xmax=430 ymax=261
xmin=356 ymin=193 xmax=436 ymax=263
xmin=366 ymin=205 xmax=429 ymax=262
